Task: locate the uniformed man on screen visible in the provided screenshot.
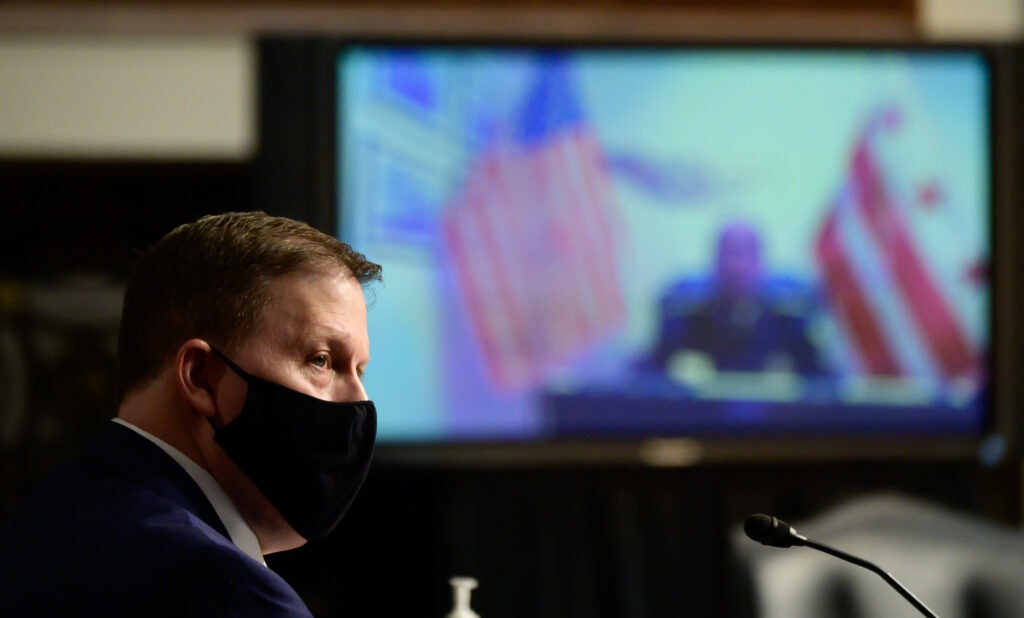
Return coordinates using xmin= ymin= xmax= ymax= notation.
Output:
xmin=645 ymin=220 xmax=825 ymax=379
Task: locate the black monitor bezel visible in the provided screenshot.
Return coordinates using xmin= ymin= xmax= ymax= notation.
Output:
xmin=256 ymin=35 xmax=1020 ymax=467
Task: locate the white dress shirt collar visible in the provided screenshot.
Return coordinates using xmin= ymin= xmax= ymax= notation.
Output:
xmin=111 ymin=418 xmax=266 ymax=566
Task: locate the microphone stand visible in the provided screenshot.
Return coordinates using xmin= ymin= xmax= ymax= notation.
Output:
xmin=796 ymin=536 xmax=939 ymax=618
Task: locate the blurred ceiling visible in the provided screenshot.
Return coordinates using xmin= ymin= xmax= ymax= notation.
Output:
xmin=0 ymin=0 xmax=917 ymax=41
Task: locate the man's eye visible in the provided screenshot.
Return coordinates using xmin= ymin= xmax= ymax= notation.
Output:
xmin=311 ymin=354 xmax=330 ymax=369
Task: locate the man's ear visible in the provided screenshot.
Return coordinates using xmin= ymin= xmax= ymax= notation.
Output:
xmin=175 ymin=339 xmax=220 ymax=418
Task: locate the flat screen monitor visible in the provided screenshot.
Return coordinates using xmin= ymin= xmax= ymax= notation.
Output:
xmin=335 ymin=45 xmax=992 ymax=447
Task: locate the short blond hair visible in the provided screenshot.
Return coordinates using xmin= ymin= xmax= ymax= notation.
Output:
xmin=117 ymin=211 xmax=381 ymax=397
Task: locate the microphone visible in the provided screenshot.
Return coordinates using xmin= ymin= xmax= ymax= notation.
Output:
xmin=743 ymin=514 xmax=940 ymax=618
xmin=744 ymin=513 xmax=806 ymax=548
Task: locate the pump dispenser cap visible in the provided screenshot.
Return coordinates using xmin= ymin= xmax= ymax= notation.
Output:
xmin=446 ymin=576 xmax=480 ymax=618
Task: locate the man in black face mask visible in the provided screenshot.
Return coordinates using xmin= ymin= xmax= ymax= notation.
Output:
xmin=0 ymin=212 xmax=381 ymax=616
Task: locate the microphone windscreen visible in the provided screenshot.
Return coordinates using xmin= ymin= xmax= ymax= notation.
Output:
xmin=744 ymin=513 xmax=798 ymax=547
xmin=744 ymin=514 xmax=777 ymax=544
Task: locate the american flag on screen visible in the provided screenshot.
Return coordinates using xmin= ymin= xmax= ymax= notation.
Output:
xmin=815 ymin=105 xmax=985 ymax=382
xmin=442 ymin=57 xmax=625 ymax=391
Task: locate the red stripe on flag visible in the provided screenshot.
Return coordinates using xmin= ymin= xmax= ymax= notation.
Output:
xmin=441 ymin=186 xmax=507 ymax=386
xmin=815 ymin=207 xmax=902 ymax=375
xmin=449 ymin=154 xmax=535 ymax=388
xmin=485 ymin=151 xmax=542 ymax=386
xmin=536 ymin=149 xmax=578 ymax=350
xmin=572 ymin=131 xmax=626 ymax=322
xmin=851 ymin=141 xmax=975 ymax=378
xmin=544 ymin=139 xmax=600 ymax=347
xmin=560 ymin=138 xmax=607 ymax=341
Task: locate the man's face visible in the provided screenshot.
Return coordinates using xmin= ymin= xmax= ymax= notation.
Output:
xmin=219 ymin=267 xmax=370 ymax=422
xmin=203 ymin=266 xmax=370 ymax=552
xmin=715 ymin=224 xmax=763 ymax=300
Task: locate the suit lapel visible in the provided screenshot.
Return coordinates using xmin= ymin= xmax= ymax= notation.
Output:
xmin=81 ymin=421 xmax=231 ymax=540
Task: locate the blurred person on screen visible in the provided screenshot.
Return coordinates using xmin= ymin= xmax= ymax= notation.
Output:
xmin=0 ymin=212 xmax=381 ymax=617
xmin=643 ymin=220 xmax=825 ymax=380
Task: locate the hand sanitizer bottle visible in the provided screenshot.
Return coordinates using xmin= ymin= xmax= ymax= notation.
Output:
xmin=446 ymin=577 xmax=480 ymax=618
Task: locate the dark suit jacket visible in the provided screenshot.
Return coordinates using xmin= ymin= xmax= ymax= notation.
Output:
xmin=645 ymin=277 xmax=825 ymax=376
xmin=0 ymin=421 xmax=313 ymax=617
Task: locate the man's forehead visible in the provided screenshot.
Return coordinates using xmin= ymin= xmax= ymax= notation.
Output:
xmin=260 ymin=270 xmax=364 ymax=328
xmin=267 ymin=268 xmax=361 ymax=299
xmin=220 ymin=270 xmax=366 ymax=367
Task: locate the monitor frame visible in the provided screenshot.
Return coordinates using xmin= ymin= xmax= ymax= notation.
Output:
xmin=256 ymin=36 xmax=1023 ymax=467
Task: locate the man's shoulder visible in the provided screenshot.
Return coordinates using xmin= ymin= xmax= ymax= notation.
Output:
xmin=0 ymin=456 xmax=310 ymax=617
xmin=1 ymin=454 xmax=233 ymax=561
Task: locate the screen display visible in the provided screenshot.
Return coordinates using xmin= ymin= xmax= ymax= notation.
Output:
xmin=337 ymin=46 xmax=991 ymax=443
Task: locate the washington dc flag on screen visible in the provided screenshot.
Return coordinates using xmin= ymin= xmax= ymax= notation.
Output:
xmin=815 ymin=104 xmax=986 ymax=388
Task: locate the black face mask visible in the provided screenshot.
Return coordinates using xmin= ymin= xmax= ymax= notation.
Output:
xmin=208 ymin=347 xmax=376 ymax=542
